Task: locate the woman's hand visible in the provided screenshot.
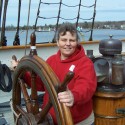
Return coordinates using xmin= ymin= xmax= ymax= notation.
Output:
xmin=11 ymin=59 xmax=19 ymax=69
xmin=58 ymin=89 xmax=74 ymax=107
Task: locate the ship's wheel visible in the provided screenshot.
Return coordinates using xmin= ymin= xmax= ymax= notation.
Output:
xmin=10 ymin=33 xmax=74 ymax=125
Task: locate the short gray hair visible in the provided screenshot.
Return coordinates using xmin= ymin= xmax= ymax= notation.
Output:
xmin=56 ymin=23 xmax=80 ymax=41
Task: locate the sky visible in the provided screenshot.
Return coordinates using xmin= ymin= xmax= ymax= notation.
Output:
xmin=1 ymin=0 xmax=125 ymax=26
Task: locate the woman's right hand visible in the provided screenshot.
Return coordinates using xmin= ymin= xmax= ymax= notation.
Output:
xmin=11 ymin=55 xmax=19 ymax=69
xmin=58 ymin=89 xmax=74 ymax=107
xmin=11 ymin=59 xmax=19 ymax=69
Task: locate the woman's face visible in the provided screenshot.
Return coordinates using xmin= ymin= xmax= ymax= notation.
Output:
xmin=57 ymin=31 xmax=78 ymax=60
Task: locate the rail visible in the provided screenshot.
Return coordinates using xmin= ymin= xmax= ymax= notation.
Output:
xmin=1 ymin=39 xmax=125 ymax=50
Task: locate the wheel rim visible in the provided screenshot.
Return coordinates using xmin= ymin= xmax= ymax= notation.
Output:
xmin=12 ymin=55 xmax=73 ymax=125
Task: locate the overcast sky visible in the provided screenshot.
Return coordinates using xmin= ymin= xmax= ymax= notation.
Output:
xmin=2 ymin=0 xmax=125 ymax=26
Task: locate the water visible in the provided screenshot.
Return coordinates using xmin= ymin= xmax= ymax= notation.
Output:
xmin=3 ymin=29 xmax=125 ymax=46
xmin=5 ymin=30 xmax=55 ymax=46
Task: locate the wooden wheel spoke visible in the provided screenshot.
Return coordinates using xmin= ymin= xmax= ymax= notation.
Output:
xmin=16 ymin=105 xmax=27 ymax=116
xmin=18 ymin=78 xmax=33 ymax=113
xmin=35 ymin=100 xmax=52 ymax=123
xmin=16 ymin=105 xmax=37 ymax=125
xmin=30 ymin=71 xmax=39 ymax=114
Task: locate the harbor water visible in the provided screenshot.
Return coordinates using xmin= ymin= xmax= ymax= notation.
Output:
xmin=3 ymin=29 xmax=125 ymax=46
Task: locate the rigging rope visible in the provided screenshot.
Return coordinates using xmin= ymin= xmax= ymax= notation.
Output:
xmin=0 ymin=0 xmax=3 ymax=30
xmin=0 ymin=0 xmax=8 ymax=46
xmin=34 ymin=0 xmax=97 ymax=42
xmin=89 ymin=0 xmax=97 ymax=41
xmin=0 ymin=0 xmax=97 ymax=46
xmin=76 ymin=0 xmax=82 ymax=28
xmin=41 ymin=1 xmax=95 ymax=8
xmin=52 ymin=0 xmax=62 ymax=43
xmin=24 ymin=0 xmax=31 ymax=55
xmin=34 ymin=0 xmax=42 ymax=31
xmin=13 ymin=0 xmax=21 ymax=45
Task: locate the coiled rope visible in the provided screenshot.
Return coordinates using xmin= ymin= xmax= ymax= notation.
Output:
xmin=0 ymin=63 xmax=12 ymax=92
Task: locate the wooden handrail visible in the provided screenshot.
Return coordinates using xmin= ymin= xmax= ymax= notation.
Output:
xmin=1 ymin=39 xmax=125 ymax=50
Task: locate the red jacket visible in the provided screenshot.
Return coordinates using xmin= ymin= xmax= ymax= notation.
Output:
xmin=24 ymin=45 xmax=97 ymax=124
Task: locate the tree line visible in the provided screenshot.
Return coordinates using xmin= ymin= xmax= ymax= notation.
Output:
xmin=1 ymin=21 xmax=125 ymax=31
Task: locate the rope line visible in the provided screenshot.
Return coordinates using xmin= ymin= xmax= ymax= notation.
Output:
xmin=0 ymin=63 xmax=12 ymax=92
xmin=40 ymin=1 xmax=95 ymax=8
xmin=34 ymin=0 xmax=97 ymax=42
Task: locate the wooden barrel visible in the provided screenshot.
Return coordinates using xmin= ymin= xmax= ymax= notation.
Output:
xmin=93 ymin=90 xmax=125 ymax=125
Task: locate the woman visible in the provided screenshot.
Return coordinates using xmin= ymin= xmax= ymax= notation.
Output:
xmin=12 ymin=23 xmax=97 ymax=125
